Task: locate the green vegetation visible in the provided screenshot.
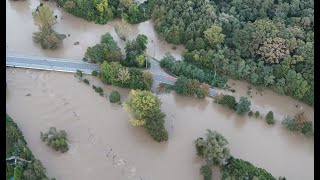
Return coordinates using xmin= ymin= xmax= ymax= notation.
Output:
xmin=76 ymin=70 xmax=83 ymax=77
xmin=152 ymin=0 xmax=314 ymax=106
xmin=100 ymin=61 xmax=152 ymax=90
xmin=92 ymin=70 xmax=99 ymax=76
xmin=85 ymin=33 xmax=123 ymax=64
xmin=32 ymin=4 xmax=63 ymax=49
xmin=40 ymin=127 xmax=69 ymax=153
xmin=200 ymin=164 xmax=212 ymax=180
xmin=254 ymin=111 xmax=260 ymax=118
xmin=174 ymin=76 xmax=209 ymax=99
xmin=57 ymin=0 xmax=155 ymax=24
xmin=109 ymin=90 xmax=120 ymax=103
xmin=282 ymin=111 xmax=313 ymax=136
xmin=195 ymin=129 xmax=277 ymax=180
xmin=195 ymin=129 xmax=230 ymax=165
xmin=160 ymin=54 xmax=226 ymax=88
xmin=266 ymin=111 xmax=275 ymax=125
xmin=248 ymin=111 xmax=253 ymax=117
xmin=83 ymin=78 xmax=90 ymax=85
xmin=92 ymin=85 xmax=104 ymax=96
xmin=214 ymin=94 xmax=237 ymax=110
xmin=6 ymin=114 xmax=49 ymax=180
xmin=236 ymin=97 xmax=251 ymax=115
xmin=124 ymin=34 xmax=149 ymax=68
xmin=124 ymin=90 xmax=168 ymax=142
xmin=221 ymin=156 xmax=276 ymax=180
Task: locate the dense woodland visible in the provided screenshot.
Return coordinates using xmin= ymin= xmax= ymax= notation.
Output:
xmin=152 ymin=0 xmax=314 ymax=105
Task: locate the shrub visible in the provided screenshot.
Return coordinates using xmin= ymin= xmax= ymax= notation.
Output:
xmin=200 ymin=164 xmax=212 ymax=180
xmin=92 ymin=85 xmax=103 ymax=96
xmin=92 ymin=70 xmax=98 ymax=76
xmin=83 ymin=78 xmax=90 ymax=85
xmin=76 ymin=70 xmax=83 ymax=77
xmin=33 ymin=29 xmax=63 ymax=50
xmin=40 ymin=127 xmax=69 ymax=153
xmin=109 ymin=90 xmax=120 ymax=103
xmin=174 ymin=76 xmax=208 ymax=99
xmin=143 ymin=108 xmax=168 ymax=142
xmin=266 ymin=111 xmax=275 ymax=125
xmin=236 ymin=97 xmax=251 ymax=115
xmin=282 ymin=113 xmax=313 ymax=136
xmin=254 ymin=111 xmax=260 ymax=118
xmin=248 ymin=111 xmax=253 ymax=116
xmin=216 ymin=95 xmax=237 ymax=110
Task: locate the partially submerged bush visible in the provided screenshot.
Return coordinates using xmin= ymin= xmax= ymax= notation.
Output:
xmin=33 ymin=29 xmax=63 ymax=49
xmin=92 ymin=70 xmax=99 ymax=76
xmin=92 ymin=85 xmax=103 ymax=96
xmin=200 ymin=164 xmax=212 ymax=180
xmin=248 ymin=111 xmax=253 ymax=116
xmin=109 ymin=90 xmax=120 ymax=103
xmin=254 ymin=111 xmax=260 ymax=118
xmin=83 ymin=78 xmax=90 ymax=85
xmin=236 ymin=97 xmax=251 ymax=115
xmin=282 ymin=112 xmax=313 ymax=136
xmin=215 ymin=94 xmax=237 ymax=110
xmin=266 ymin=111 xmax=275 ymax=125
xmin=76 ymin=70 xmax=83 ymax=77
xmin=40 ymin=127 xmax=68 ymax=153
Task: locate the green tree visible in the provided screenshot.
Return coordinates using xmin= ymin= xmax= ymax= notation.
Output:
xmin=109 ymin=90 xmax=121 ymax=103
xmin=236 ymin=97 xmax=251 ymax=115
xmin=204 ymin=25 xmax=225 ymax=46
xmin=200 ymin=164 xmax=212 ymax=180
xmin=143 ymin=108 xmax=168 ymax=142
xmin=14 ymin=165 xmax=23 ymax=180
xmin=195 ymin=129 xmax=230 ymax=165
xmin=32 ymin=4 xmax=57 ymax=30
xmin=216 ymin=95 xmax=237 ymax=110
xmin=266 ymin=111 xmax=275 ymax=125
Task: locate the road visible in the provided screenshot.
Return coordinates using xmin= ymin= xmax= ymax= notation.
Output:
xmin=6 ymin=54 xmax=216 ymax=95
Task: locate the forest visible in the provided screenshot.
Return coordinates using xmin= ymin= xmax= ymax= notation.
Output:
xmin=152 ymin=0 xmax=314 ymax=105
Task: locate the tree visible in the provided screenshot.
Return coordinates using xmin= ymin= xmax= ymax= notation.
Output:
xmin=32 ymin=4 xmax=57 ymax=30
xmin=195 ymin=129 xmax=230 ymax=165
xmin=143 ymin=108 xmax=168 ymax=142
xmin=216 ymin=95 xmax=237 ymax=110
xmin=266 ymin=111 xmax=275 ymax=125
xmin=14 ymin=166 xmax=23 ymax=180
xmin=204 ymin=25 xmax=225 ymax=46
xmin=258 ymin=37 xmax=290 ymax=64
xmin=174 ymin=76 xmax=190 ymax=96
xmin=109 ymin=90 xmax=121 ymax=103
xmin=200 ymin=164 xmax=212 ymax=180
xmin=236 ymin=97 xmax=251 ymax=115
xmin=125 ymin=90 xmax=161 ymax=125
xmin=117 ymin=68 xmax=130 ymax=83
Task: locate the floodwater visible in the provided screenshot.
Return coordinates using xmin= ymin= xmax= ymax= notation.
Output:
xmin=6 ymin=68 xmax=314 ymax=180
xmin=6 ymin=0 xmax=184 ymax=60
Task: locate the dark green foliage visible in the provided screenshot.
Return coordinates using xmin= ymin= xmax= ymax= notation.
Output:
xmin=40 ymin=127 xmax=69 ymax=153
xmin=85 ymin=33 xmax=123 ymax=63
xmin=248 ymin=111 xmax=253 ymax=117
xmin=6 ymin=114 xmax=49 ymax=180
xmin=83 ymin=78 xmax=90 ymax=85
xmin=33 ymin=29 xmax=63 ymax=49
xmin=76 ymin=70 xmax=83 ymax=77
xmin=221 ymin=156 xmax=276 ymax=180
xmin=266 ymin=111 xmax=275 ymax=125
xmin=92 ymin=70 xmax=99 ymax=76
xmin=143 ymin=108 xmax=168 ymax=142
xmin=109 ymin=90 xmax=120 ymax=103
xmin=282 ymin=113 xmax=313 ymax=136
xmin=174 ymin=76 xmax=208 ymax=99
xmin=215 ymin=95 xmax=237 ymax=110
xmin=92 ymin=85 xmax=104 ymax=95
xmin=254 ymin=111 xmax=260 ymax=118
xmin=236 ymin=97 xmax=251 ymax=115
xmin=124 ymin=34 xmax=148 ymax=67
xmin=160 ymin=54 xmax=226 ymax=88
xmin=200 ymin=164 xmax=212 ymax=180
xmin=152 ymin=0 xmax=314 ymax=106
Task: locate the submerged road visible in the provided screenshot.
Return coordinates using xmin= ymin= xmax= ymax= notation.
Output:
xmin=6 ymin=54 xmax=216 ymax=95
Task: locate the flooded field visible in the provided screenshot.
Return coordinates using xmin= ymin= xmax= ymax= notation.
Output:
xmin=6 ymin=68 xmax=314 ymax=180
xmin=6 ymin=0 xmax=184 ymax=60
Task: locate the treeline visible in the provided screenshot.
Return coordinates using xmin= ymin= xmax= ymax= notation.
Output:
xmin=56 ymin=0 xmax=155 ymax=24
xmin=152 ymin=0 xmax=314 ymax=106
xmin=6 ymin=114 xmax=50 ymax=180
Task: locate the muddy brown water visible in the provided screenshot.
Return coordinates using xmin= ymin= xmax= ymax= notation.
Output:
xmin=6 ymin=0 xmax=184 ymax=60
xmin=7 ymin=0 xmax=314 ymax=179
xmin=6 ymin=68 xmax=314 ymax=180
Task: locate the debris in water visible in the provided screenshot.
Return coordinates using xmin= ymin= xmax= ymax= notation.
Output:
xmin=74 ymin=41 xmax=80 ymax=45
xmin=68 ymin=34 xmax=71 ymax=37
xmin=26 ymin=94 xmax=31 ymax=96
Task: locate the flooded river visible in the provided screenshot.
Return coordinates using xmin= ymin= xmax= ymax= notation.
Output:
xmin=6 ymin=68 xmax=314 ymax=180
xmin=6 ymin=0 xmax=314 ymax=179
xmin=6 ymin=0 xmax=184 ymax=60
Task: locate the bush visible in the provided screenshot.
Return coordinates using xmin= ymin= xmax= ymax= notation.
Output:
xmin=216 ymin=95 xmax=237 ymax=110
xmin=143 ymin=108 xmax=168 ymax=142
xmin=248 ymin=111 xmax=253 ymax=116
xmin=109 ymin=90 xmax=120 ymax=103
xmin=282 ymin=113 xmax=313 ymax=136
xmin=83 ymin=78 xmax=90 ymax=85
xmin=254 ymin=111 xmax=260 ymax=118
xmin=174 ymin=76 xmax=208 ymax=99
xmin=76 ymin=70 xmax=83 ymax=77
xmin=92 ymin=70 xmax=99 ymax=76
xmin=92 ymin=85 xmax=103 ymax=96
xmin=33 ymin=29 xmax=63 ymax=50
xmin=236 ymin=97 xmax=251 ymax=115
xmin=266 ymin=111 xmax=275 ymax=125
xmin=40 ymin=127 xmax=69 ymax=153
xmin=200 ymin=164 xmax=212 ymax=180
